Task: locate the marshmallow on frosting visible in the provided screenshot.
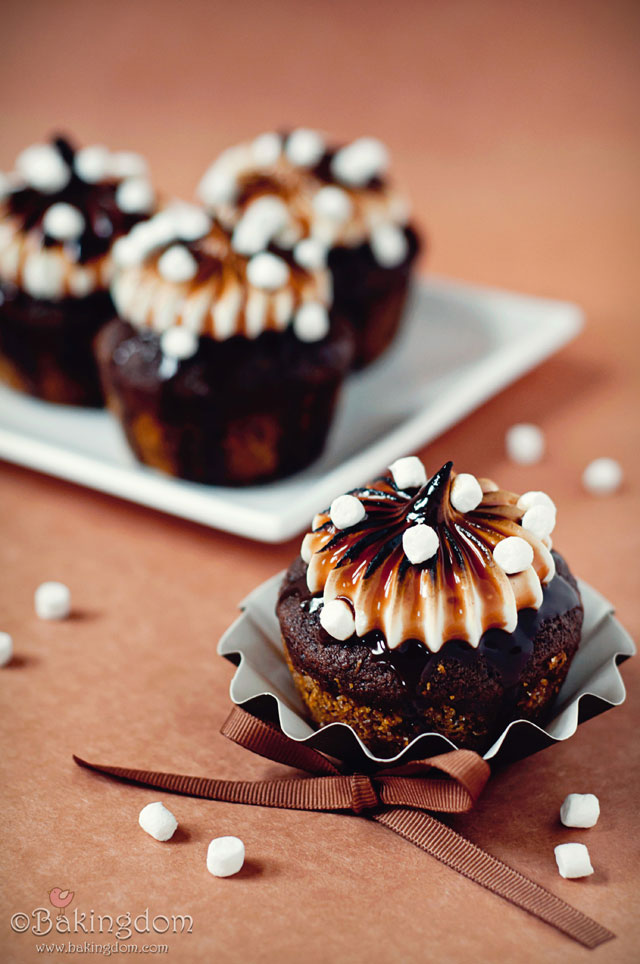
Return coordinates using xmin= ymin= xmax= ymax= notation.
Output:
xmin=246 ymin=252 xmax=290 ymax=290
xmin=301 ymin=461 xmax=559 ymax=652
xmin=42 ymin=203 xmax=85 ymax=241
xmin=403 ymin=524 xmax=439 ymax=565
xmin=389 ymin=456 xmax=427 ymax=491
xmin=493 ymin=536 xmax=534 ymax=574
xmin=330 ymin=494 xmax=366 ymax=530
xmin=285 ymin=129 xmax=326 ymax=168
xmin=157 ymin=245 xmax=198 ymax=283
xmin=16 ymin=144 xmax=70 ymax=194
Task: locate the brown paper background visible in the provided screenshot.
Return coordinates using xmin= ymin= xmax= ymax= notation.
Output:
xmin=1 ymin=1 xmax=639 ymax=961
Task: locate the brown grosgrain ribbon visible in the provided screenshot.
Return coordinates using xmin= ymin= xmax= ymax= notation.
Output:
xmin=73 ymin=708 xmax=613 ymax=950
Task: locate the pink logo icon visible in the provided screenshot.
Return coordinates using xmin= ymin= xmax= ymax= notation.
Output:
xmin=49 ymin=888 xmax=75 ymax=917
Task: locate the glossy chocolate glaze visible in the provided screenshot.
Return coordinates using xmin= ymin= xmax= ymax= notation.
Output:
xmin=6 ymin=136 xmax=143 ymax=264
xmin=290 ymin=550 xmax=581 ymax=696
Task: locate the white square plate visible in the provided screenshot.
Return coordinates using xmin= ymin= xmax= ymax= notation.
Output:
xmin=0 ymin=277 xmax=582 ymax=542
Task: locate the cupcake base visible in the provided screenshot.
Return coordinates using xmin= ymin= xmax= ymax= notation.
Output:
xmin=0 ymin=282 xmax=111 ymax=407
xmin=328 ymin=225 xmax=421 ymax=369
xmin=95 ymin=317 xmax=354 ymax=486
xmin=277 ymin=553 xmax=583 ymax=756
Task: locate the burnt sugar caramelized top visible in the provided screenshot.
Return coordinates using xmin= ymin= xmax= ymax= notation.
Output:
xmin=0 ymin=135 xmax=154 ymax=301
xmin=197 ymin=130 xmax=412 ymax=266
xmin=109 ymin=201 xmax=334 ymax=358
xmin=301 ymin=457 xmax=560 ymax=652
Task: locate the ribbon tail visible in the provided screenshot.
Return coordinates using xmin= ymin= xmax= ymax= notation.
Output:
xmin=373 ymin=808 xmax=614 ymax=950
xmin=73 ymin=756 xmax=359 ymax=811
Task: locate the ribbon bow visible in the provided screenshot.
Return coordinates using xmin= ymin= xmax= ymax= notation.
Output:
xmin=74 ymin=707 xmax=613 ymax=950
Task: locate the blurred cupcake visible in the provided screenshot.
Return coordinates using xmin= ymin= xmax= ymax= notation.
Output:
xmin=0 ymin=135 xmax=155 ymax=406
xmin=198 ymin=130 xmax=421 ymax=369
xmin=95 ymin=203 xmax=354 ymax=486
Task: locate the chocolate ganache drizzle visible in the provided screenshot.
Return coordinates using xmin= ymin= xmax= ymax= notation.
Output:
xmin=303 ymin=460 xmax=559 ymax=653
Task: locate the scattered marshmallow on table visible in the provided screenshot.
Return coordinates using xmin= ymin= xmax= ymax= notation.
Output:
xmin=139 ymin=802 xmax=178 ymax=841
xmin=207 ymin=836 xmax=245 ymax=877
xmin=34 ymin=582 xmax=71 ymax=620
xmin=389 ymin=456 xmax=427 ymax=491
xmin=505 ymin=423 xmax=545 ymax=465
xmin=582 ymin=458 xmax=623 ymax=496
xmin=0 ymin=632 xmax=13 ymax=667
xmin=554 ymin=842 xmax=594 ymax=879
xmin=560 ymin=793 xmax=600 ymax=828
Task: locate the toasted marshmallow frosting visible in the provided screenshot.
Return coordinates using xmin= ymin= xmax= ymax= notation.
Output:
xmin=197 ymin=130 xmax=412 ymax=264
xmin=111 ymin=202 xmax=333 ymax=342
xmin=0 ymin=136 xmax=154 ymax=301
xmin=302 ymin=460 xmax=557 ymax=652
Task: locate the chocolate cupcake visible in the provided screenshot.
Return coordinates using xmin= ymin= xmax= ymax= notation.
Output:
xmin=198 ymin=131 xmax=421 ymax=369
xmin=95 ymin=203 xmax=354 ymax=486
xmin=0 ymin=136 xmax=155 ymax=406
xmin=277 ymin=457 xmax=583 ymax=756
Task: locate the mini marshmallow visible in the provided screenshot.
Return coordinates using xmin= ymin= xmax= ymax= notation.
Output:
xmin=521 ymin=504 xmax=556 ymax=539
xmin=251 ymin=132 xmax=281 ymax=167
xmin=16 ymin=144 xmax=70 ymax=194
xmin=206 ymin=836 xmax=245 ymax=877
xmin=517 ymin=490 xmax=556 ymax=513
xmin=112 ymin=235 xmax=145 ymax=268
xmin=330 ymin=494 xmax=366 ymax=529
xmin=138 ymin=802 xmax=178 ymax=841
xmin=554 ymin=842 xmax=594 ymax=879
xmin=320 ymin=599 xmax=356 ymax=640
xmin=300 ymin=533 xmax=314 ymax=564
xmin=389 ymin=456 xmax=427 ymax=491
xmin=293 ymin=302 xmax=330 ymax=343
xmin=198 ymin=165 xmax=238 ymax=207
xmin=0 ymin=631 xmax=13 ymax=667
xmin=34 ymin=581 xmax=71 ymax=620
xmin=293 ymin=238 xmax=327 ymax=271
xmin=232 ymin=196 xmax=290 ymax=255
xmin=42 ymin=203 xmax=86 ymax=241
xmin=115 ymin=177 xmax=155 ymax=215
xmin=160 ymin=325 xmax=199 ymax=361
xmin=167 ymin=203 xmax=211 ymax=242
xmin=285 ymin=129 xmax=326 ymax=167
xmin=560 ymin=793 xmax=600 ymax=829
xmin=244 ymin=195 xmax=289 ymax=234
xmin=246 ymin=252 xmax=289 ymax=290
xmin=403 ymin=524 xmax=439 ymax=565
xmin=370 ymin=223 xmax=408 ymax=268
xmin=312 ymin=185 xmax=353 ymax=223
xmin=331 ymin=137 xmax=389 ymax=187
xmin=450 ymin=473 xmax=483 ymax=513
xmin=22 ymin=251 xmax=65 ymax=300
xmin=157 ymin=245 xmax=198 ymax=283
xmin=582 ymin=457 xmax=623 ymax=496
xmin=493 ymin=536 xmax=534 ymax=574
xmin=74 ymin=145 xmax=111 ymax=183
xmin=505 ymin=423 xmax=545 ymax=465
xmin=109 ymin=151 xmax=148 ymax=179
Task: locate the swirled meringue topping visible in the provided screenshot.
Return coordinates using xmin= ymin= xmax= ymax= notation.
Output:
xmin=197 ymin=130 xmax=411 ymax=264
xmin=111 ymin=203 xmax=333 ymax=343
xmin=302 ymin=459 xmax=557 ymax=652
xmin=0 ymin=136 xmax=154 ymax=301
